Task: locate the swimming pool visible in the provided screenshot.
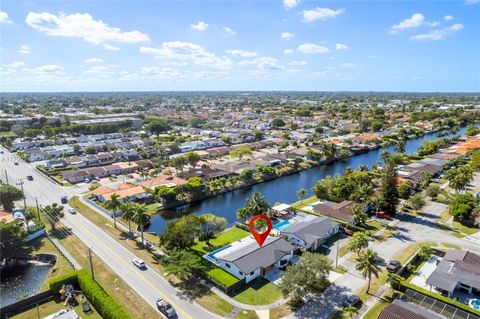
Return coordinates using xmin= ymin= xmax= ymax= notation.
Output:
xmin=469 ymin=299 xmax=480 ymax=310
xmin=273 ymin=220 xmax=291 ymax=230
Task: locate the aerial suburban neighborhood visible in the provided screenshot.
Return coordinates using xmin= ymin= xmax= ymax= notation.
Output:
xmin=1 ymin=1 xmax=480 ymax=319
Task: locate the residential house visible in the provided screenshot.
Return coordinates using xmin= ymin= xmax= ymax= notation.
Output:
xmin=178 ymin=167 xmax=235 ymax=182
xmin=210 ymin=236 xmax=295 ymax=283
xmin=378 ymin=299 xmax=451 ymax=319
xmin=62 ymin=170 xmax=90 ymax=183
xmin=139 ymin=175 xmax=188 ymax=189
xmin=426 ymin=249 xmax=480 ymax=298
xmin=313 ymin=200 xmax=359 ymax=225
xmin=94 ymin=183 xmax=149 ymax=203
xmin=280 ymin=216 xmax=340 ymax=250
xmin=46 ymin=159 xmax=68 ymax=169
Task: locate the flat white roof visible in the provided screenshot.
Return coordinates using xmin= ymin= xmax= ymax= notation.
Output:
xmin=272 ymin=203 xmax=291 ymax=211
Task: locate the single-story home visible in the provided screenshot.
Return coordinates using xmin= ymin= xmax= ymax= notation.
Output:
xmin=139 ymin=175 xmax=188 ymax=189
xmin=378 ymin=298 xmax=448 ymax=319
xmin=280 ymin=216 xmax=340 ymax=251
xmin=313 ymin=200 xmax=359 ymax=225
xmin=211 ymin=236 xmax=295 ymax=283
xmin=426 ymin=249 xmax=480 ymax=298
xmin=94 ymin=183 xmax=149 ymax=203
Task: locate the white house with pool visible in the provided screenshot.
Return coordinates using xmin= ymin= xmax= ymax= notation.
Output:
xmin=205 ymin=236 xmax=295 ymax=283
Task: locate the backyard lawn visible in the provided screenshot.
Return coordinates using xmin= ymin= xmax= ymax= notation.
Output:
xmin=192 ymin=227 xmax=250 ymax=255
xmin=207 ymin=268 xmax=240 ymax=287
xmin=452 ymin=221 xmax=479 ymax=235
xmin=232 ymin=278 xmax=283 ymax=305
xmin=10 ymin=297 xmax=102 ymax=319
xmin=195 ymin=291 xmax=234 ymax=316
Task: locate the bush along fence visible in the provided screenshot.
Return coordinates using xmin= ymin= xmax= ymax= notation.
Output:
xmin=48 ymin=270 xmax=131 ymax=319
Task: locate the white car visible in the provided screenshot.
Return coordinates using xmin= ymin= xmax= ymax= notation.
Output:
xmin=132 ymin=258 xmax=146 ymax=269
xmin=68 ymin=208 xmax=77 ymax=214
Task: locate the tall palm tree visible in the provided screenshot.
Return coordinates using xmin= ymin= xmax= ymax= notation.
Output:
xmin=297 ymin=188 xmax=307 ymax=204
xmin=355 ymin=248 xmax=382 ymax=294
xmin=395 ymin=139 xmax=406 ymax=154
xmin=351 ymin=204 xmax=368 ymax=225
xmin=132 ymin=203 xmax=151 ymax=246
xmin=121 ymin=201 xmax=135 ymax=236
xmin=380 ymin=150 xmax=391 ymax=164
xmin=105 ymin=193 xmax=122 ymax=228
xmin=342 ymin=305 xmax=359 ymax=319
xmin=250 ymin=192 xmax=271 ymax=216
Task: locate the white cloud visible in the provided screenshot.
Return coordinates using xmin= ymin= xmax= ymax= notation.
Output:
xmin=190 ymin=21 xmax=209 ymax=31
xmin=140 ymin=41 xmax=232 ymax=69
xmin=301 ymin=7 xmax=345 ymax=22
xmin=223 ymin=27 xmax=236 ymax=36
xmin=335 ymin=43 xmax=349 ymax=50
xmin=0 ymin=11 xmax=12 ymax=23
xmin=341 ymin=63 xmax=356 ymax=68
xmin=83 ymin=65 xmax=112 ymax=75
xmin=283 ymin=49 xmax=294 ymax=55
xmin=25 ymin=12 xmax=149 ymax=47
xmin=410 ymin=23 xmax=464 ymax=41
xmin=289 ymin=60 xmax=307 ymax=66
xmin=427 ymin=21 xmax=440 ymax=27
xmin=140 ymin=66 xmax=229 ymax=81
xmin=28 ymin=64 xmax=64 ymax=75
xmin=390 ymin=13 xmax=425 ymax=34
xmin=283 ymin=0 xmax=300 ymax=9
xmin=444 ymin=15 xmax=454 ymax=21
xmin=85 ymin=57 xmax=104 ymax=64
xmin=4 ymin=61 xmax=25 ymax=68
xmin=239 ymin=57 xmax=283 ymax=70
xmin=297 ymin=43 xmax=330 ymax=54
xmin=465 ymin=0 xmax=480 ymax=4
xmin=281 ymin=32 xmax=295 ymax=40
xmin=226 ymin=49 xmax=258 ymax=58
xmin=19 ymin=44 xmax=31 ymax=54
xmin=102 ymin=44 xmax=120 ymax=51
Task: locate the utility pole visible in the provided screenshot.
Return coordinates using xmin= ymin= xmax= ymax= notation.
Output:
xmin=88 ymin=247 xmax=95 ymax=281
xmin=4 ymin=169 xmax=9 ymax=185
xmin=16 ymin=179 xmax=27 ymax=209
xmin=35 ymin=198 xmax=40 ymax=219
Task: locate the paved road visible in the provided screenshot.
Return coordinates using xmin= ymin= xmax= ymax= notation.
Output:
xmin=0 ymin=146 xmax=219 ymax=319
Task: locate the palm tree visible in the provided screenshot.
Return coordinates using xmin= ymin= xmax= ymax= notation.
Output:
xmin=355 ymin=248 xmax=382 ymax=294
xmin=297 ymin=188 xmax=307 ymax=204
xmin=356 ymin=184 xmax=373 ymax=204
xmin=386 ymin=273 xmax=403 ymax=291
xmin=132 ymin=203 xmax=151 ymax=246
xmin=105 ymin=193 xmax=122 ymax=228
xmin=342 ymin=305 xmax=359 ymax=319
xmin=250 ymin=192 xmax=271 ymax=216
xmin=446 ymin=165 xmax=474 ymax=192
xmin=121 ymin=201 xmax=135 ymax=236
xmin=351 ymin=204 xmax=368 ymax=225
xmin=380 ymin=150 xmax=391 ymax=164
xmin=395 ymin=139 xmax=406 ymax=154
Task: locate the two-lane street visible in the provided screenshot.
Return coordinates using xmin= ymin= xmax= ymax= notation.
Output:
xmin=0 ymin=146 xmax=219 ymax=319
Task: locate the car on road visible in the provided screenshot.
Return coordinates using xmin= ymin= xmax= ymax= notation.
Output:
xmin=61 ymin=196 xmax=68 ymax=204
xmin=387 ymin=260 xmax=401 ymax=273
xmin=341 ymin=294 xmax=360 ymax=308
xmin=14 ymin=161 xmax=19 ymax=165
xmin=0 ymin=150 xmax=4 ymax=154
xmin=26 ymin=175 xmax=33 ymax=181
xmin=156 ymin=298 xmax=176 ymax=318
xmin=68 ymin=208 xmax=77 ymax=214
xmin=132 ymin=258 xmax=146 ymax=269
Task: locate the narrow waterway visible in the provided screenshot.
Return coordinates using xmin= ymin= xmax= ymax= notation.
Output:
xmin=0 ymin=262 xmax=52 ymax=308
xmin=147 ymin=127 xmax=467 ymax=234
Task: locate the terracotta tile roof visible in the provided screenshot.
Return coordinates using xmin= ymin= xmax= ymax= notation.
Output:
xmin=0 ymin=210 xmax=15 ymax=224
xmin=91 ymin=185 xmax=114 ymax=196
xmin=101 ymin=185 xmax=146 ymax=201
xmin=313 ymin=200 xmax=357 ymax=223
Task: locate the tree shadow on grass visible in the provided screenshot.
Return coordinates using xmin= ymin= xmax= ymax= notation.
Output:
xmin=51 ymin=226 xmax=73 ymax=239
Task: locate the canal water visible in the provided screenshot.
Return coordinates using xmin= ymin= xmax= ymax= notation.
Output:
xmin=146 ymin=127 xmax=467 ymax=234
xmin=0 ymin=262 xmax=52 ymax=308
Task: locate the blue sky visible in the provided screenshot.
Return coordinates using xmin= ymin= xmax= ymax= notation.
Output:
xmin=1 ymin=0 xmax=479 ymax=92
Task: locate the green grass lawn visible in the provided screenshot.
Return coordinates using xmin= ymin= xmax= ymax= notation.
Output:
xmin=195 ymin=291 xmax=234 ymax=316
xmin=192 ymin=227 xmax=249 ymax=255
xmin=362 ymin=299 xmax=390 ymax=319
xmin=441 ymin=242 xmax=461 ymax=249
xmin=233 ymin=310 xmax=259 ymax=319
xmin=452 ymin=221 xmax=479 ymax=235
xmin=364 ymin=220 xmax=386 ymax=236
xmin=290 ymin=195 xmax=319 ymax=209
xmin=145 ymin=203 xmax=160 ymax=215
xmin=10 ymin=296 xmax=102 ymax=319
xmin=207 ymin=268 xmax=240 ymax=287
xmin=232 ymin=278 xmax=283 ymax=305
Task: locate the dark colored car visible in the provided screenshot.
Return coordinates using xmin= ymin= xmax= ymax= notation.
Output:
xmin=61 ymin=196 xmax=68 ymax=204
xmin=156 ymin=298 xmax=176 ymax=318
xmin=26 ymin=175 xmax=33 ymax=181
xmin=387 ymin=260 xmax=401 ymax=273
xmin=341 ymin=295 xmax=360 ymax=307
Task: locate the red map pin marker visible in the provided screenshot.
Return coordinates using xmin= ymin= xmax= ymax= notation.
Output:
xmin=249 ymin=214 xmax=272 ymax=247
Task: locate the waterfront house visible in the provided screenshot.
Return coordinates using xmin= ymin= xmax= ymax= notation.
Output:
xmin=178 ymin=167 xmax=235 ymax=182
xmin=210 ymin=236 xmax=295 ymax=283
xmin=313 ymin=200 xmax=359 ymax=225
xmin=94 ymin=183 xmax=149 ymax=203
xmin=426 ymin=249 xmax=480 ymax=298
xmin=139 ymin=175 xmax=188 ymax=189
xmin=280 ymin=216 xmax=340 ymax=251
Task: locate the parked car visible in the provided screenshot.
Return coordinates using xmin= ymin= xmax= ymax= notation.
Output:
xmin=84 ymin=178 xmax=90 ymax=183
xmin=342 ymin=227 xmax=354 ymax=236
xmin=61 ymin=196 xmax=68 ymax=204
xmin=387 ymin=260 xmax=401 ymax=273
xmin=26 ymin=175 xmax=33 ymax=181
xmin=341 ymin=294 xmax=360 ymax=307
xmin=14 ymin=161 xmax=19 ymax=165
xmin=156 ymin=298 xmax=176 ymax=318
xmin=68 ymin=208 xmax=77 ymax=214
xmin=132 ymin=258 xmax=146 ymax=269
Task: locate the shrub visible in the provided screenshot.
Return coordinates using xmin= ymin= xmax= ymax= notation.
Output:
xmin=77 ymin=269 xmax=131 ymax=319
xmin=48 ymin=271 xmax=78 ymax=292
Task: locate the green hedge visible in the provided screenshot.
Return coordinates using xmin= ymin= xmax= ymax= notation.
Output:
xmin=48 ymin=271 xmax=78 ymax=292
xmin=48 ymin=270 xmax=131 ymax=319
xmin=399 ymin=281 xmax=480 ymax=316
xmin=77 ymin=269 xmax=131 ymax=319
